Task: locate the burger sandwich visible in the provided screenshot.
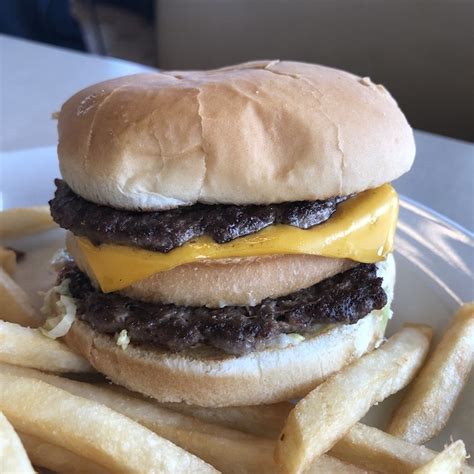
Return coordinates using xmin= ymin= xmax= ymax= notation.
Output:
xmin=44 ymin=60 xmax=415 ymax=407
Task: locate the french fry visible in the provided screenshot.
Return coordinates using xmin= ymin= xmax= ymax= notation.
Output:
xmin=161 ymin=400 xmax=293 ymax=439
xmin=161 ymin=400 xmax=474 ymax=473
xmin=388 ymin=303 xmax=474 ymax=443
xmin=2 ymin=364 xmax=372 ymax=473
xmin=0 ymin=247 xmax=16 ymax=276
xmin=307 ymin=454 xmax=375 ymax=473
xmin=0 ymin=372 xmax=217 ymax=473
xmin=0 ymin=268 xmax=42 ymax=327
xmin=0 ymin=320 xmax=92 ymax=372
xmin=19 ymin=432 xmax=110 ymax=474
xmin=275 ymin=324 xmax=432 ymax=474
xmin=0 ymin=411 xmax=34 ymax=474
xmin=0 ymin=206 xmax=57 ymax=238
xmin=413 ymin=440 xmax=467 ymax=474
xmin=331 ymin=422 xmax=474 ymax=474
xmin=0 ymin=363 xmax=274 ymax=474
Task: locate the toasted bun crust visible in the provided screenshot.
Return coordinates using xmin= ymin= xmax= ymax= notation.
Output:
xmin=64 ymin=312 xmax=386 ymax=407
xmin=66 ymin=232 xmax=355 ymax=306
xmin=58 ymin=60 xmax=415 ymax=210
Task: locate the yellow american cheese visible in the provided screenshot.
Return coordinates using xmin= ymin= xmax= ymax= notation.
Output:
xmin=76 ymin=184 xmax=399 ymax=293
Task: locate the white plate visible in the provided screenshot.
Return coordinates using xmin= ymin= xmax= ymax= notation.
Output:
xmin=1 ymin=146 xmax=473 ymax=452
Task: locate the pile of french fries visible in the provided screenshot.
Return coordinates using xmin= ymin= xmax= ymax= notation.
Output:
xmin=0 ymin=207 xmax=473 ymax=474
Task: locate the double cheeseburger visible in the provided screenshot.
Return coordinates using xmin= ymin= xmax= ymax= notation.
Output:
xmin=44 ymin=60 xmax=415 ymax=407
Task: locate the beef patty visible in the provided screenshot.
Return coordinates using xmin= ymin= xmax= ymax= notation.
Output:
xmin=61 ymin=264 xmax=387 ymax=356
xmin=50 ymin=179 xmax=349 ymax=253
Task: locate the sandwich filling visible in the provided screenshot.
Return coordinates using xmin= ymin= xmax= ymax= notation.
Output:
xmin=53 ymin=260 xmax=389 ymax=356
xmin=50 ymin=179 xmax=348 ymax=253
xmin=46 ymin=179 xmax=397 ymax=356
xmin=50 ymin=181 xmax=398 ymax=293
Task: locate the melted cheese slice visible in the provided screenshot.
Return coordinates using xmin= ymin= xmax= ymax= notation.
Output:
xmin=76 ymin=184 xmax=399 ymax=293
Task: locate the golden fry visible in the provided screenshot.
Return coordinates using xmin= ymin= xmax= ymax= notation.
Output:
xmin=1 ymin=363 xmax=274 ymax=474
xmin=0 ymin=411 xmax=34 ymax=474
xmin=307 ymin=454 xmax=375 ymax=473
xmin=0 ymin=321 xmax=92 ymax=372
xmin=19 ymin=432 xmax=110 ymax=474
xmin=0 ymin=247 xmax=16 ymax=276
xmin=0 ymin=268 xmax=42 ymax=327
xmin=157 ymin=400 xmax=292 ymax=440
xmin=0 ymin=206 xmax=57 ymax=239
xmin=160 ymin=400 xmax=474 ymax=473
xmin=413 ymin=440 xmax=467 ymax=474
xmin=388 ymin=303 xmax=474 ymax=443
xmin=275 ymin=324 xmax=432 ymax=474
xmin=0 ymin=372 xmax=217 ymax=473
xmin=331 ymin=422 xmax=474 ymax=473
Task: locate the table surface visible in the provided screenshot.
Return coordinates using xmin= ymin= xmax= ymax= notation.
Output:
xmin=1 ymin=34 xmax=473 ymax=231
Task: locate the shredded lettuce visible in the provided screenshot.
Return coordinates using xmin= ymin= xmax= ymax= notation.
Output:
xmin=270 ymin=333 xmax=306 ymax=349
xmin=40 ymin=279 xmax=77 ymax=339
xmin=376 ymin=253 xmax=395 ymax=303
xmin=372 ymin=254 xmax=395 ymax=336
xmin=50 ymin=248 xmax=74 ymax=271
xmin=115 ymin=329 xmax=130 ymax=350
xmin=379 ymin=303 xmax=393 ymax=332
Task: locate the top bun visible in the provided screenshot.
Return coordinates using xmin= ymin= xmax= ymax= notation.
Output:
xmin=58 ymin=60 xmax=415 ymax=211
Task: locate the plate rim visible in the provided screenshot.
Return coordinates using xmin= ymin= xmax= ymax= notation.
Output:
xmin=399 ymin=194 xmax=474 ymax=239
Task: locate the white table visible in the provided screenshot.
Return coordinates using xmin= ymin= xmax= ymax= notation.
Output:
xmin=1 ymin=34 xmax=473 ymax=231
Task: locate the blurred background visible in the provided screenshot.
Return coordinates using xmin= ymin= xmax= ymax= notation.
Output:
xmin=1 ymin=0 xmax=473 ymax=141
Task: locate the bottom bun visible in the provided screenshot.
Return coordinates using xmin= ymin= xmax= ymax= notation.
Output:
xmin=64 ymin=311 xmax=388 ymax=407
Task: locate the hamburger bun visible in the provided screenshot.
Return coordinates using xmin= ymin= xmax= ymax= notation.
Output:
xmin=52 ymin=60 xmax=404 ymax=408
xmin=64 ymin=310 xmax=387 ymax=407
xmin=66 ymin=232 xmax=355 ymax=307
xmin=63 ymin=255 xmax=395 ymax=407
xmin=58 ymin=60 xmax=415 ymax=211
